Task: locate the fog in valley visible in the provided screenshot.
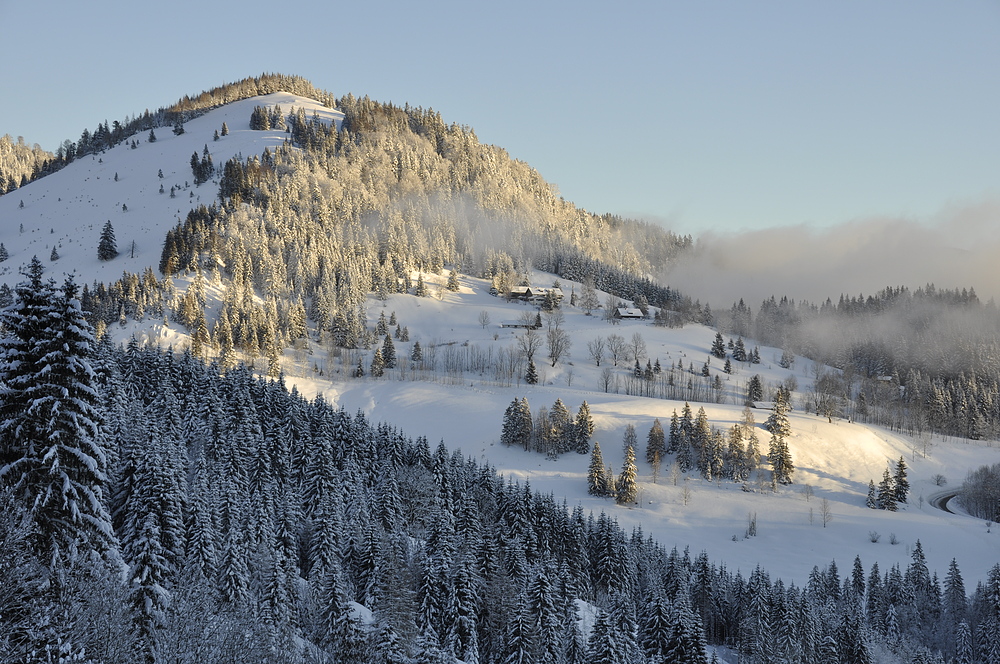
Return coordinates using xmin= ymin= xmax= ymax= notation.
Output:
xmin=663 ymin=196 xmax=1000 ymax=310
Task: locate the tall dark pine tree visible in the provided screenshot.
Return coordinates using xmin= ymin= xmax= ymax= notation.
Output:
xmin=97 ymin=220 xmax=118 ymax=261
xmin=574 ymin=401 xmax=595 ymax=453
xmin=616 ymin=444 xmax=638 ymax=505
xmin=646 ymin=418 xmax=666 ymax=465
xmin=588 ymin=441 xmax=609 ymax=497
xmin=892 ymin=456 xmax=909 ymax=504
xmin=0 ymin=261 xmax=118 ymax=566
xmin=876 ymin=468 xmax=897 ymax=511
xmin=710 ymin=332 xmax=726 ymax=359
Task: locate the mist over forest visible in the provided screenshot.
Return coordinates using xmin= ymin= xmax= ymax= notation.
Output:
xmin=664 ymin=196 xmax=1000 ymax=309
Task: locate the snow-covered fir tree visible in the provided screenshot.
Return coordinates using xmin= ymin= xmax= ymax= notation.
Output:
xmin=0 ymin=262 xmax=119 ymax=567
xmin=98 ymin=220 xmax=119 ymax=261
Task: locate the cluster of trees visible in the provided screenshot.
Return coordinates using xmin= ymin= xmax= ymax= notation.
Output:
xmin=190 ymin=145 xmax=215 ymax=186
xmin=586 ymin=397 xmax=795 ymax=507
xmin=249 ymin=104 xmax=294 ymax=131
xmin=500 ymin=397 xmax=594 ymax=457
xmin=659 ymin=403 xmax=769 ymax=484
xmin=866 ymin=457 xmax=910 ymax=512
xmin=586 ymin=436 xmax=640 ymax=507
xmin=717 ymin=287 xmax=1000 ymax=442
xmin=710 ymin=331 xmax=761 ymax=366
xmin=960 ymin=462 xmax=1000 ymax=522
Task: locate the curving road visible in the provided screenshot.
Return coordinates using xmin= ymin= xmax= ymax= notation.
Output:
xmin=928 ymin=490 xmax=960 ymax=515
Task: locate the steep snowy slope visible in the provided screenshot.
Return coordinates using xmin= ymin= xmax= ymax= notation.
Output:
xmin=0 ymin=93 xmax=342 ymax=287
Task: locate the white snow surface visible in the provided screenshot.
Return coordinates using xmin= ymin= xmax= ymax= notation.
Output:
xmin=4 ymin=93 xmax=999 ymax=590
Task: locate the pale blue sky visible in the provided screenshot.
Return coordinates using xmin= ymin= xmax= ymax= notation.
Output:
xmin=1 ymin=0 xmax=997 ymax=236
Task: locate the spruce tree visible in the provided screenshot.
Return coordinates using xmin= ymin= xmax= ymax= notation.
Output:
xmin=588 ymin=441 xmax=607 ymax=497
xmin=550 ymin=398 xmax=573 ymax=454
xmin=866 ymin=480 xmax=878 ymax=509
xmin=768 ymin=434 xmax=794 ymax=485
xmin=370 ymin=348 xmax=385 ymax=377
xmin=877 ymin=468 xmax=897 ymax=511
xmin=97 ymin=220 xmax=118 ymax=261
xmin=733 ymin=336 xmax=747 ymax=362
xmin=128 ymin=513 xmax=169 ymax=645
xmin=585 ymin=611 xmax=619 ymax=664
xmin=525 ymin=359 xmax=539 ymax=385
xmin=646 ymin=418 xmax=666 ymax=464
xmin=664 ymin=594 xmax=709 ymax=664
xmin=0 ymin=242 xmax=7 ymax=262
xmin=616 ymin=444 xmax=638 ymax=504
xmin=639 ymin=594 xmax=672 ymax=660
xmin=893 ymin=456 xmax=909 ymax=504
xmin=764 ymin=390 xmax=792 ymax=438
xmin=711 ymin=332 xmax=726 ymax=359
xmin=0 ymin=266 xmax=118 ymax=566
xmin=382 ymin=334 xmax=397 ymax=369
xmin=501 ymin=398 xmax=522 ymax=448
xmin=574 ymin=401 xmax=595 ymax=453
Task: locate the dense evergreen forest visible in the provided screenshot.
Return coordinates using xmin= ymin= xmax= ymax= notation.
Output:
xmin=4 ymin=75 xmax=1000 ymax=662
xmin=4 ymin=257 xmax=1000 ymax=664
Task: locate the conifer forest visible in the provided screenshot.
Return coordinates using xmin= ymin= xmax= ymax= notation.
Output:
xmin=2 ymin=75 xmax=1000 ymax=663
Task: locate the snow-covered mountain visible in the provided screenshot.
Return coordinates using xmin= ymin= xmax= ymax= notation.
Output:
xmin=4 ymin=89 xmax=996 ymax=588
xmin=3 ymin=81 xmax=999 ymax=662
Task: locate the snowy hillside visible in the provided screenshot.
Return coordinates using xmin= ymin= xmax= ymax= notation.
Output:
xmin=5 ymin=86 xmax=1000 ymax=663
xmin=0 ymin=92 xmax=342 ymax=288
xmin=5 ymin=90 xmax=997 ymax=589
xmin=113 ymin=257 xmax=1000 ymax=588
xmin=294 ymin=272 xmax=1000 ymax=588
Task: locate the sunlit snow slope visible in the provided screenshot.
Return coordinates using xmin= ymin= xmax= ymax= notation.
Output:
xmin=0 ymin=93 xmax=342 ymax=288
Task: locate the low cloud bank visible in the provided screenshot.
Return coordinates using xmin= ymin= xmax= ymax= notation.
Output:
xmin=663 ymin=197 xmax=1000 ymax=309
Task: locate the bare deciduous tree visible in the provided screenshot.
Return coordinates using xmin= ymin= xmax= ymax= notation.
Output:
xmin=603 ymin=293 xmax=622 ymax=323
xmin=516 ymin=327 xmax=542 ymax=363
xmin=478 ymin=310 xmax=491 ymax=329
xmin=600 ymin=367 xmax=615 ymax=393
xmin=547 ymin=326 xmax=571 ymax=367
xmin=587 ymin=336 xmax=605 ymax=367
xmin=629 ymin=331 xmax=647 ymax=364
xmin=607 ymin=334 xmax=626 ymax=367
